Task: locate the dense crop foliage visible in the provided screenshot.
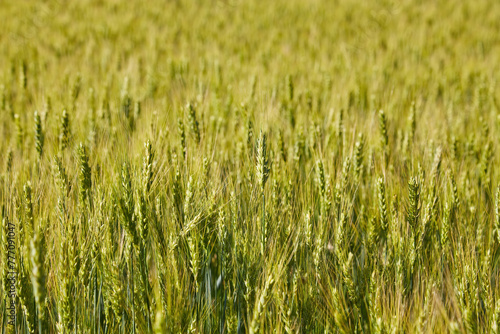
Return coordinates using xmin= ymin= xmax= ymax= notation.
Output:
xmin=2 ymin=0 xmax=500 ymax=333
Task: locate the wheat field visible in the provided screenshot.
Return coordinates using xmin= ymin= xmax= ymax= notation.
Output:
xmin=1 ymin=0 xmax=500 ymax=333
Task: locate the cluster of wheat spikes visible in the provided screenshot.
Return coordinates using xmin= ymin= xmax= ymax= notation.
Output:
xmin=1 ymin=0 xmax=500 ymax=333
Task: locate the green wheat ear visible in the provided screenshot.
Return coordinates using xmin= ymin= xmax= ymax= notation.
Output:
xmin=172 ymin=166 xmax=183 ymax=224
xmin=59 ymin=109 xmax=70 ymax=152
xmin=293 ymin=127 xmax=305 ymax=166
xmin=118 ymin=161 xmax=139 ymax=248
xmin=59 ymin=237 xmax=74 ymax=333
xmin=0 ymin=84 xmax=5 ymax=112
xmin=286 ymin=74 xmax=294 ymax=102
xmin=249 ymin=274 xmax=274 ymax=334
xmin=77 ymin=143 xmax=92 ymax=208
xmin=142 ymin=140 xmax=155 ymax=194
xmin=14 ymin=113 xmax=23 ymax=150
xmin=183 ymin=176 xmax=194 ymax=225
xmin=2 ymin=217 xmax=12 ymax=300
xmin=247 ymin=119 xmax=254 ymax=153
xmin=5 ymin=147 xmax=12 ymax=173
xmin=178 ymin=118 xmax=187 ymax=159
xmin=53 ymin=156 xmax=69 ymax=197
xmin=34 ymin=111 xmax=44 ymax=159
xmin=23 ymin=182 xmax=34 ymax=237
xmin=154 ymin=308 xmax=167 ymax=334
xmin=377 ymin=177 xmax=388 ymax=243
xmin=30 ymin=227 xmax=47 ymax=333
xmin=18 ymin=256 xmax=35 ymax=333
xmin=278 ymin=129 xmax=287 ymax=162
xmin=137 ymin=190 xmax=148 ymax=246
xmin=378 ymin=110 xmax=388 ymax=150
xmin=108 ymin=259 xmax=126 ymax=324
xmin=133 ymin=99 xmax=141 ymax=123
xmin=19 ymin=60 xmax=27 ymax=92
xmin=407 ymin=177 xmax=420 ymax=234
xmin=409 ymin=101 xmax=417 ymax=143
xmin=354 ymin=133 xmax=365 ymax=180
xmin=337 ymin=109 xmax=344 ymax=156
xmin=256 ymin=131 xmax=270 ymax=193
xmin=495 ymin=186 xmax=500 ymax=245
xmin=69 ymin=73 xmax=81 ymax=110
xmin=187 ymin=102 xmax=201 ymax=144
xmin=431 ymin=147 xmax=442 ymax=181
xmin=256 ymin=131 xmax=270 ymax=257
xmin=43 ymin=95 xmax=51 ymax=120
xmin=316 ymin=160 xmax=326 ymax=197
